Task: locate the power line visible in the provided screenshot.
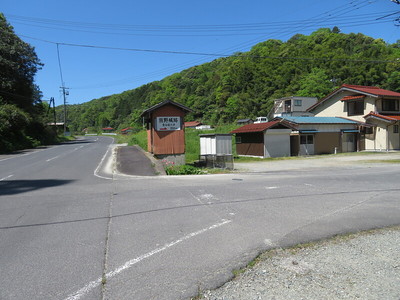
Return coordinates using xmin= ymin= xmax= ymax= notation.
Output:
xmin=6 ymin=10 xmax=399 ymax=37
xmin=19 ymin=35 xmax=400 ymax=64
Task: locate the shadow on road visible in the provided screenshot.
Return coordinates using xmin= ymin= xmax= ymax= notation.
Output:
xmin=0 ymin=179 xmax=75 ymax=196
xmin=59 ymin=139 xmax=93 ymax=145
xmin=1 ymin=186 xmax=399 ymax=230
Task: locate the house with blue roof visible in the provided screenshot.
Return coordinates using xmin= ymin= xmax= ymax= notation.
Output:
xmin=273 ymin=116 xmax=359 ymax=156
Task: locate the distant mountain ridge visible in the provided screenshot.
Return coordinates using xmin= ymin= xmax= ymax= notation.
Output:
xmin=63 ymin=28 xmax=400 ymax=133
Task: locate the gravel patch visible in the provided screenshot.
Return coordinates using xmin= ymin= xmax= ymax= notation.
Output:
xmin=200 ymin=227 xmax=400 ymax=300
xmin=234 ymin=152 xmax=400 ymax=173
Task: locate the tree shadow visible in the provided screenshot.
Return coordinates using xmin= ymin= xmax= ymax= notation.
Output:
xmin=58 ymin=139 xmax=94 ymax=145
xmin=0 ymin=179 xmax=75 ymax=196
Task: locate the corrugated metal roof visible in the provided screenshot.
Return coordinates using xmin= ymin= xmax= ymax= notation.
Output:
xmin=277 ymin=116 xmax=358 ymax=124
xmin=230 ymin=120 xmax=282 ymax=134
xmin=342 ymin=129 xmax=360 ymax=133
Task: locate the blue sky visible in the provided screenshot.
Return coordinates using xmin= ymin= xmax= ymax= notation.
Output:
xmin=2 ymin=0 xmax=400 ymax=105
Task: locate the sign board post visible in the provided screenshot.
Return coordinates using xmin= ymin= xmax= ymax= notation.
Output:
xmin=141 ymin=100 xmax=192 ymax=165
xmin=155 ymin=117 xmax=181 ymax=131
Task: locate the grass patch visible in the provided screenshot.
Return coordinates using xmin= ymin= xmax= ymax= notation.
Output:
xmin=127 ymin=130 xmax=148 ymax=150
xmin=163 ymin=164 xmax=206 ymax=175
xmin=114 ymin=134 xmax=131 ymax=144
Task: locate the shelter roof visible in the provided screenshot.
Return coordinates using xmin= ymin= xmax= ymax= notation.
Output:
xmin=140 ymin=100 xmax=192 ymax=117
xmin=230 ymin=120 xmax=290 ymax=134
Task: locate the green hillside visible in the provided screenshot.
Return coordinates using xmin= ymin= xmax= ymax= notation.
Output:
xmin=63 ymin=28 xmax=400 ymax=133
xmin=0 ymin=13 xmax=63 ymax=153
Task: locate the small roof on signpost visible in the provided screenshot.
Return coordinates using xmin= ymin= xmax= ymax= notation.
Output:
xmin=140 ymin=100 xmax=192 ymax=120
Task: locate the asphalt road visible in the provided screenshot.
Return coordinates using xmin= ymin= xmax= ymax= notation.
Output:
xmin=1 ymin=136 xmax=399 ymax=300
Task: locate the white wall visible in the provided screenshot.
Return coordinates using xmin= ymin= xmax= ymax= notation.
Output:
xmin=264 ymin=129 xmax=291 ymax=158
xmin=216 ymin=135 xmax=232 ymax=155
xmin=200 ymin=135 xmax=232 ymax=155
xmin=313 ymin=92 xmax=377 ymax=122
xmin=200 ymin=136 xmax=216 ymax=155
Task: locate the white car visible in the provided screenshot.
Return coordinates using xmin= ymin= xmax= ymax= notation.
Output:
xmin=254 ymin=117 xmax=268 ymax=123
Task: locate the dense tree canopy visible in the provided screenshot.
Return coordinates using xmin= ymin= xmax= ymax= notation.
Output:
xmin=0 ymin=13 xmax=43 ymax=111
xmin=0 ymin=13 xmax=56 ymax=153
xmin=63 ymin=28 xmax=400 ymax=133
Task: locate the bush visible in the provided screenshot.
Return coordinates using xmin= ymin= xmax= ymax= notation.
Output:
xmin=163 ymin=164 xmax=205 ymax=175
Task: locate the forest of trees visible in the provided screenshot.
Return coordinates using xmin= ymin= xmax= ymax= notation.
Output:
xmin=0 ymin=13 xmax=58 ymax=153
xmin=64 ymin=28 xmax=400 ymax=133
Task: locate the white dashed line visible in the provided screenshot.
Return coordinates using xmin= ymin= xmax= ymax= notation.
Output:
xmin=64 ymin=219 xmax=232 ymax=300
xmin=0 ymin=175 xmax=13 ymax=181
xmin=46 ymin=155 xmax=60 ymax=162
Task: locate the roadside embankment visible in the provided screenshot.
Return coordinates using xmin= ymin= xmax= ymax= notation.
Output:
xmin=201 ymin=226 xmax=400 ymax=300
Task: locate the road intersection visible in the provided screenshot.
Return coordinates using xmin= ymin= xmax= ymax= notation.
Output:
xmin=1 ymin=136 xmax=399 ymax=299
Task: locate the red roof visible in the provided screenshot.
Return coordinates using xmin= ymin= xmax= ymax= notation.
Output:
xmin=364 ymin=112 xmax=400 ymax=121
xmin=230 ymin=121 xmax=282 ymax=134
xmin=342 ymin=84 xmax=400 ymax=97
xmin=340 ymin=95 xmax=365 ymax=101
xmin=102 ymin=127 xmax=114 ymax=130
xmin=120 ymin=127 xmax=132 ymax=132
xmin=308 ymin=84 xmax=400 ymax=112
xmin=184 ymin=121 xmax=202 ymax=127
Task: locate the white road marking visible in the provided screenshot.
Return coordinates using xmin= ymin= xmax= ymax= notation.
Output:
xmin=46 ymin=145 xmax=85 ymax=162
xmin=94 ymin=144 xmax=114 ymax=180
xmin=199 ymin=193 xmax=215 ymax=200
xmin=265 ymin=186 xmax=278 ymax=190
xmin=0 ymin=147 xmax=48 ymax=162
xmin=0 ymin=175 xmax=13 ymax=181
xmin=46 ymin=155 xmax=60 ymax=162
xmin=64 ymin=219 xmax=232 ymax=300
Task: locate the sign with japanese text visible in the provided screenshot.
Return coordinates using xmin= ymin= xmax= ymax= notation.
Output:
xmin=155 ymin=116 xmax=181 ymax=131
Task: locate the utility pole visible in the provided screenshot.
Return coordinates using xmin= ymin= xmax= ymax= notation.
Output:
xmin=49 ymin=97 xmax=57 ymax=130
xmin=60 ymin=86 xmax=69 ymax=135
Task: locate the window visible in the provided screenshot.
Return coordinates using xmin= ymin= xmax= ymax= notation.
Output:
xmin=300 ymin=134 xmax=314 ymax=145
xmin=347 ymin=101 xmax=364 ymax=116
xmin=361 ymin=126 xmax=373 ymax=135
xmin=394 ymin=125 xmax=399 ymax=134
xmin=294 ymin=99 xmax=302 ymax=106
xmin=235 ymin=136 xmax=242 ymax=144
xmin=382 ymin=99 xmax=399 ymax=112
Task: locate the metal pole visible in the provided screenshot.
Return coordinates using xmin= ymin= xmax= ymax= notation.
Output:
xmin=61 ymin=86 xmax=68 ymax=135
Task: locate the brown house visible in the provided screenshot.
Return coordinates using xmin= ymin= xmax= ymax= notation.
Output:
xmin=231 ymin=121 xmax=293 ymax=158
xmin=141 ymin=100 xmax=192 ymax=165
